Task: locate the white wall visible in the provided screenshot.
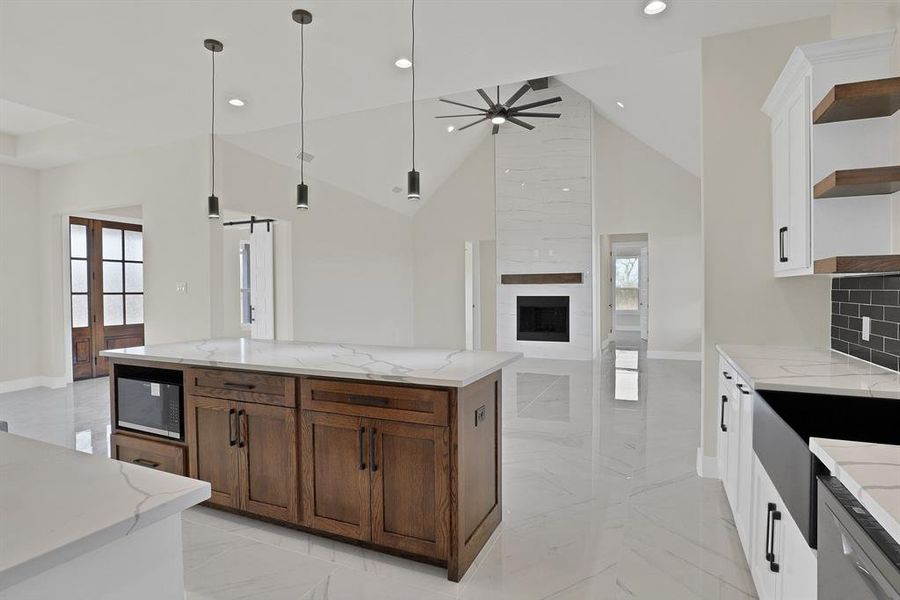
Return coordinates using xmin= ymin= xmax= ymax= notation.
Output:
xmin=0 ymin=165 xmax=43 ymax=388
xmin=700 ymin=18 xmax=832 ymax=463
xmin=594 ymin=115 xmax=702 ymax=358
xmin=412 ymin=136 xmax=495 ymax=349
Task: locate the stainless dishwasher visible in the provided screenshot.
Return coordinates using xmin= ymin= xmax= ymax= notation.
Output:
xmin=818 ymin=476 xmax=900 ymax=599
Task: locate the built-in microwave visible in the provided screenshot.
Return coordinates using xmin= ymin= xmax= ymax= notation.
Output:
xmin=115 ymin=367 xmax=183 ymax=440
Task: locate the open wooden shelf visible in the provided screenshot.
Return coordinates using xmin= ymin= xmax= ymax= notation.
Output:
xmin=500 ymin=272 xmax=583 ymax=285
xmin=813 ymin=166 xmax=900 ymax=199
xmin=814 ymin=255 xmax=900 ymax=275
xmin=812 ymin=76 xmax=900 ymax=124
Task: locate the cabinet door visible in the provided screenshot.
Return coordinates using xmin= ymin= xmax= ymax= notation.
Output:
xmin=300 ymin=410 xmax=370 ymax=540
xmin=716 ymin=383 xmax=730 ymax=485
xmin=369 ymin=419 xmax=450 ymax=560
xmin=239 ymin=402 xmax=299 ymax=523
xmin=724 ymin=387 xmax=741 ymax=509
xmin=187 ymin=395 xmax=240 ymax=509
xmin=736 ymin=387 xmax=755 ymax=551
xmin=775 ymin=501 xmax=817 ymax=600
xmin=749 ymin=456 xmax=778 ymax=600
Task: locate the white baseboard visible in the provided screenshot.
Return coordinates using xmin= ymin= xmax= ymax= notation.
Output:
xmin=0 ymin=376 xmax=68 ymax=394
xmin=615 ymin=325 xmax=641 ymax=332
xmin=646 ymin=350 xmax=702 ymax=361
xmin=696 ymin=448 xmax=719 ymax=479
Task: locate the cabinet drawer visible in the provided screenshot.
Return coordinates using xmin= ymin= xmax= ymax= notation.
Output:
xmin=187 ymin=368 xmax=296 ymax=407
xmin=300 ymin=378 xmax=448 ymax=426
xmin=112 ymin=433 xmax=186 ymax=476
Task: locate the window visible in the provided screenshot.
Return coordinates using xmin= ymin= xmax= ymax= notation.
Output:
xmin=614 ymin=256 xmax=639 ymax=311
xmin=70 ymin=223 xmax=89 ymax=328
xmin=102 ymin=227 xmax=143 ymax=325
xmin=239 ymin=242 xmax=252 ymax=326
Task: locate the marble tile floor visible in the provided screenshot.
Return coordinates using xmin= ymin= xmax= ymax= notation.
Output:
xmin=0 ymin=341 xmax=756 ymax=599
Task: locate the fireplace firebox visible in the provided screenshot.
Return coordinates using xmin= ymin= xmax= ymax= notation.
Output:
xmin=517 ymin=296 xmax=570 ymax=342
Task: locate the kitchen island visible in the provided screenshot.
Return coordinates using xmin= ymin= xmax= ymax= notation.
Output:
xmin=100 ymin=339 xmax=521 ymax=581
xmin=0 ymin=432 xmax=210 ymax=600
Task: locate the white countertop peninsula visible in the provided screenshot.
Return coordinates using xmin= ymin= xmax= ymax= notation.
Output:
xmin=0 ymin=432 xmax=210 ymax=599
xmin=101 ymin=338 xmax=522 ymax=387
xmin=717 ymin=344 xmax=900 ymax=399
xmin=810 ymin=437 xmax=900 ymax=543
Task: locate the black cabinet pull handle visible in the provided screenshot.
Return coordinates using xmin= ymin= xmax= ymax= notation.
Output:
xmin=720 ymin=395 xmax=728 ymax=432
xmin=736 ymin=383 xmax=751 ymax=395
xmin=132 ymin=458 xmax=160 ymax=469
xmin=778 ymin=226 xmax=788 ymax=263
xmin=223 ymin=382 xmax=256 ymax=390
xmin=358 ymin=427 xmax=366 ymax=470
xmin=228 ymin=408 xmax=236 ymax=446
xmin=765 ymin=503 xmax=775 ymax=563
xmin=722 ymin=371 xmax=732 ymax=380
xmin=769 ymin=509 xmax=781 ymax=572
xmin=370 ymin=427 xmax=378 ymax=472
xmin=237 ymin=409 xmax=246 ymax=448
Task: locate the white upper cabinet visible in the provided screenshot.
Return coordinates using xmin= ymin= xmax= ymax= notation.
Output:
xmin=762 ymin=31 xmax=896 ymax=277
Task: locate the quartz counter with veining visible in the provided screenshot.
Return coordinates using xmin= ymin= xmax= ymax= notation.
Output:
xmin=100 ymin=338 xmax=522 ymax=387
xmin=716 ymin=344 xmax=900 ymax=399
xmin=0 ymin=432 xmax=210 ymax=598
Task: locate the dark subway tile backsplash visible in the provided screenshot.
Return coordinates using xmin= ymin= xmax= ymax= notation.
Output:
xmin=831 ymin=275 xmax=900 ymax=372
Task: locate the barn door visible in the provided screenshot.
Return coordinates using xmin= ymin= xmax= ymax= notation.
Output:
xmin=249 ymin=223 xmax=274 ymax=340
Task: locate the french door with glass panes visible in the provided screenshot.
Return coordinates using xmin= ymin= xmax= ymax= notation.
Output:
xmin=69 ymin=217 xmax=144 ymax=380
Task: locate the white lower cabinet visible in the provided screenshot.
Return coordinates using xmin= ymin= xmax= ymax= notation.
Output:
xmin=718 ymin=351 xmax=817 ymax=600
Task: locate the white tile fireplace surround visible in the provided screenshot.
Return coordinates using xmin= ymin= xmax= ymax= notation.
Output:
xmin=496 ymin=80 xmax=593 ymax=360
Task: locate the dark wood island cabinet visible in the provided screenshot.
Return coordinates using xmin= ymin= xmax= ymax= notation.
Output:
xmin=102 ymin=340 xmax=518 ymax=581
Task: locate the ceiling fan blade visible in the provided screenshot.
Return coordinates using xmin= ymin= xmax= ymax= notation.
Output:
xmin=510 ymin=112 xmax=561 ymax=118
xmin=510 ymin=96 xmax=562 ymax=112
xmin=506 ymin=117 xmax=535 ymax=130
xmin=458 ymin=116 xmax=489 ymax=131
xmin=434 ymin=113 xmax=485 ymax=118
xmin=439 ymin=98 xmax=488 ymax=112
xmin=476 ymin=88 xmax=495 ymax=108
xmin=492 ymin=123 xmax=500 ymax=135
xmin=504 ymin=83 xmax=531 ymax=107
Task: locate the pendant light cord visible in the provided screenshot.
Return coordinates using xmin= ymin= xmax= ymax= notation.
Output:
xmin=411 ymin=0 xmax=415 ymax=171
xmin=299 ymin=21 xmax=305 ymax=184
xmin=211 ymin=48 xmax=216 ymax=196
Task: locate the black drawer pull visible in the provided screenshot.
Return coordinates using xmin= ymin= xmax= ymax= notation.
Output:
xmin=132 ymin=458 xmax=160 ymax=469
xmin=358 ymin=427 xmax=366 ymax=470
xmin=228 ymin=408 xmax=236 ymax=446
xmin=778 ymin=226 xmax=788 ymax=263
xmin=370 ymin=427 xmax=378 ymax=472
xmin=720 ymin=395 xmax=728 ymax=432
xmin=722 ymin=371 xmax=732 ymax=380
xmin=223 ymin=382 xmax=256 ymax=390
xmin=736 ymin=383 xmax=751 ymax=395
xmin=345 ymin=395 xmax=390 ymax=408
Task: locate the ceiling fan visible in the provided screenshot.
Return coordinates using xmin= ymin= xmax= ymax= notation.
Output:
xmin=435 ymin=81 xmax=562 ymax=135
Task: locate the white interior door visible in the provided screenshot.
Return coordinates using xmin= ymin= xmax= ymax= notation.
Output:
xmin=249 ymin=225 xmax=274 ymax=340
xmin=639 ymin=247 xmax=649 ymax=341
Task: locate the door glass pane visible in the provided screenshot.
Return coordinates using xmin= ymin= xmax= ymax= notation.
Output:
xmin=103 ymin=294 xmax=124 ymax=325
xmin=71 ymin=259 xmax=88 ymax=293
xmin=103 ymin=261 xmax=123 ymax=292
xmin=124 ymin=230 xmax=143 ymax=261
xmin=102 ymin=228 xmax=122 ymax=260
xmin=125 ymin=295 xmax=143 ymax=324
xmin=70 ymin=224 xmax=87 ymax=258
xmin=124 ymin=263 xmax=143 ymax=292
xmin=72 ymin=295 xmax=89 ymax=328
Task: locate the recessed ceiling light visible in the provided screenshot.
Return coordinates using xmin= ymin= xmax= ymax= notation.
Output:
xmin=504 ymin=168 xmax=510 ymax=174
xmin=643 ymin=0 xmax=667 ymax=15
xmin=228 ymin=98 xmax=245 ymax=107
xmin=447 ymin=125 xmax=455 ymax=133
xmin=562 ymin=187 xmax=571 ymax=192
xmin=395 ymin=57 xmax=412 ymax=69
xmin=491 ymin=116 xmax=506 ymax=125
xmin=616 ymin=101 xmax=625 ymax=109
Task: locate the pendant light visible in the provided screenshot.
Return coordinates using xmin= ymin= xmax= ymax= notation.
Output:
xmin=293 ymin=9 xmax=312 ymax=210
xmin=204 ymin=39 xmax=223 ymax=219
xmin=407 ymin=0 xmax=420 ymax=200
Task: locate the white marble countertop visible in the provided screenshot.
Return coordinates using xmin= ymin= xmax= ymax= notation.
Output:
xmin=0 ymin=432 xmax=210 ymax=590
xmin=716 ymin=344 xmax=900 ymax=399
xmin=101 ymin=339 xmax=522 ymax=387
xmin=810 ymin=437 xmax=900 ymax=542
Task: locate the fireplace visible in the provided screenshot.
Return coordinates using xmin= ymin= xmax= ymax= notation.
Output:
xmin=517 ymin=296 xmax=570 ymax=342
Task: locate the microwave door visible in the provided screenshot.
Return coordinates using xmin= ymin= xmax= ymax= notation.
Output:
xmin=118 ymin=380 xmax=169 ymax=437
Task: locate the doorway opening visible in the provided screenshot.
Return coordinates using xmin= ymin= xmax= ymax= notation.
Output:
xmin=610 ymin=235 xmax=649 ymax=344
xmin=221 ymin=214 xmax=279 ymax=341
xmin=69 ymin=216 xmax=144 ymax=380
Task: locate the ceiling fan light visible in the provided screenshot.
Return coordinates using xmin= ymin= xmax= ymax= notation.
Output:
xmin=491 ymin=116 xmax=506 ymax=125
xmin=408 ymin=169 xmax=420 ymax=200
xmin=643 ymin=0 xmax=667 ymax=15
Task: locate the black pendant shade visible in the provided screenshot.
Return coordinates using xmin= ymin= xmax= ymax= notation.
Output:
xmin=205 ymin=38 xmax=223 ymax=219
xmin=296 ymin=183 xmax=308 ymax=210
xmin=208 ymin=195 xmax=220 ymax=219
xmin=407 ymin=170 xmax=420 ymax=200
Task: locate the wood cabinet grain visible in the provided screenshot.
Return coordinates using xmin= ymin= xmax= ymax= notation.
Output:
xmin=186 ymin=395 xmax=241 ymax=509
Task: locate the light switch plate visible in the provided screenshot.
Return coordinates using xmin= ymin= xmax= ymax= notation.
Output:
xmin=862 ymin=316 xmax=871 ymax=341
xmin=175 ymin=282 xmax=187 ymax=294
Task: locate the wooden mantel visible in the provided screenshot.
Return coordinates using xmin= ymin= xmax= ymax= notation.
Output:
xmin=500 ymin=272 xmax=583 ymax=285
